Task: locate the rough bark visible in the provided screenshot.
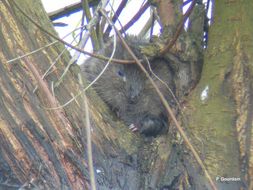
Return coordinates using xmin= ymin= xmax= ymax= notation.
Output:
xmin=0 ymin=0 xmax=205 ymax=189
xmin=0 ymin=0 xmax=129 ymax=189
xmin=185 ymin=1 xmax=253 ymax=189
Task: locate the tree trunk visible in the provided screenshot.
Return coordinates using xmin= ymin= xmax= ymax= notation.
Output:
xmin=0 ymin=0 xmax=122 ymax=189
xmin=185 ymin=1 xmax=253 ymax=189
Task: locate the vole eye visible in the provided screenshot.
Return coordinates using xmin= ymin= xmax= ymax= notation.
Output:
xmin=117 ymin=70 xmax=126 ymax=82
xmin=117 ymin=70 xmax=125 ymax=77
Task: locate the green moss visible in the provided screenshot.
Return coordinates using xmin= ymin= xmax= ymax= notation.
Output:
xmin=184 ymin=0 xmax=253 ymax=177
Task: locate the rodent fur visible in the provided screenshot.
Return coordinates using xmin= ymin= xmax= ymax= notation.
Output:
xmin=81 ymin=36 xmax=175 ymax=137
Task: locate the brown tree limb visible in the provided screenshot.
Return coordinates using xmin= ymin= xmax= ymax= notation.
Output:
xmin=48 ymin=1 xmax=99 ymax=21
xmin=160 ymin=0 xmax=197 ymax=54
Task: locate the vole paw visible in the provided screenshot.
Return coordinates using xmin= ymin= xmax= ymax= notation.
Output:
xmin=139 ymin=115 xmax=167 ymax=137
xmin=129 ymin=124 xmax=138 ymax=132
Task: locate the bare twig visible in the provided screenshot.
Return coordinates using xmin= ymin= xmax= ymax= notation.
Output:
xmin=78 ymin=74 xmax=96 ymax=190
xmin=11 ymin=0 xmax=135 ymax=65
xmin=119 ymin=2 xmax=150 ymax=33
xmin=7 ymin=24 xmax=86 ymax=64
xmin=104 ymin=0 xmax=128 ymax=38
xmin=7 ymin=41 xmax=57 ymax=63
xmin=138 ymin=10 xmax=154 ymax=37
xmin=43 ymin=31 xmax=117 ymax=110
xmin=55 ymin=27 xmax=89 ymax=87
xmin=145 ymin=56 xmax=182 ymax=112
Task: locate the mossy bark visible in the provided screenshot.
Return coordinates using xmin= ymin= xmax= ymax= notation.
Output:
xmin=185 ymin=1 xmax=253 ymax=189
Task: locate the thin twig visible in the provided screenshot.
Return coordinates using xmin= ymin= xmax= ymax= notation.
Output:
xmin=7 ymin=41 xmax=57 ymax=63
xmin=119 ymin=2 xmax=150 ymax=33
xmin=78 ymin=74 xmax=96 ymax=190
xmin=138 ymin=10 xmax=154 ymax=37
xmin=145 ymin=56 xmax=182 ymax=112
xmin=11 ymin=0 xmax=135 ymax=65
xmin=55 ymin=28 xmax=89 ymax=87
xmin=104 ymin=0 xmax=128 ymax=38
xmin=7 ymin=24 xmax=86 ymax=64
xmin=43 ymin=30 xmax=117 ymax=110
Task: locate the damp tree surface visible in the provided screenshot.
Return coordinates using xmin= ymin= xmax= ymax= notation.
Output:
xmin=0 ymin=0 xmax=252 ymax=190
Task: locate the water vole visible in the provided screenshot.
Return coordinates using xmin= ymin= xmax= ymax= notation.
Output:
xmin=81 ymin=37 xmax=175 ymax=137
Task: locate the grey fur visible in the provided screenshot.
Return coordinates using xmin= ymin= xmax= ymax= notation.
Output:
xmin=81 ymin=37 xmax=175 ymax=136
